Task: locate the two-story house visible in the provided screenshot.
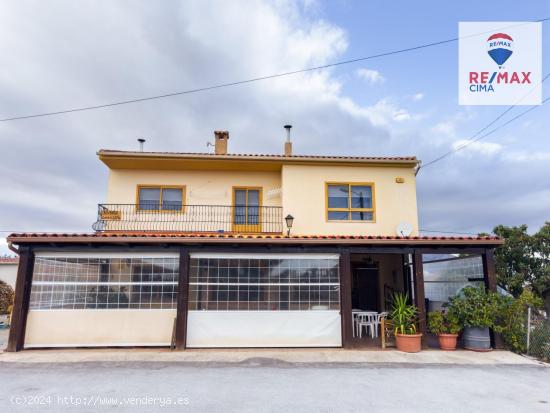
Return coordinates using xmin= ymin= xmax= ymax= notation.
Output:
xmin=7 ymin=129 xmax=502 ymax=351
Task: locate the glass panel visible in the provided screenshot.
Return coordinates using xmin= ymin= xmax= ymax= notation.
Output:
xmin=139 ymin=188 xmax=160 ymax=210
xmin=247 ymin=190 xmax=260 ymax=206
xmin=234 ymin=190 xmax=246 ymax=206
xmin=29 ymin=256 xmax=178 ymax=310
xmin=328 ymin=185 xmax=349 ymax=208
xmin=350 ymin=185 xmax=372 ymax=209
xmin=187 ymin=256 xmax=340 ymax=311
xmin=328 ymin=211 xmax=349 ymax=220
xmin=423 ymin=254 xmax=485 ymax=312
xmin=162 ymin=188 xmax=183 ymax=210
xmin=234 ymin=190 xmax=247 ymax=224
xmin=247 ymin=190 xmax=260 ymax=225
xmin=351 ymin=211 xmax=373 ymax=221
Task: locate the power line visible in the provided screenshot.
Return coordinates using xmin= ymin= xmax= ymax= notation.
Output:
xmin=420 ymin=96 xmax=550 ymax=170
xmin=419 ymin=229 xmax=482 ymax=236
xmin=419 ymin=70 xmax=550 ymax=171
xmin=1 ymin=18 xmax=548 ymax=122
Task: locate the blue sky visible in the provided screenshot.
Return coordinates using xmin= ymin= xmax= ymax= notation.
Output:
xmin=0 ymin=0 xmax=548 ymax=254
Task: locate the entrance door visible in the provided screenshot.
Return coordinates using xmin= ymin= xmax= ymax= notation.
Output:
xmin=232 ymin=187 xmax=262 ymax=232
xmin=352 ymin=267 xmax=379 ymax=311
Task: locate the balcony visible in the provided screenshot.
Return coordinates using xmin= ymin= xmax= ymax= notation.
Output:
xmin=92 ymin=204 xmax=284 ymax=234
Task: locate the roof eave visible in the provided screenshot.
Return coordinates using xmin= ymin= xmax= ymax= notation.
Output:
xmin=97 ymin=150 xmax=420 ymax=168
xmin=7 ymin=234 xmax=504 ymax=247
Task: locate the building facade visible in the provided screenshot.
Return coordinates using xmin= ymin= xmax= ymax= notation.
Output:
xmin=7 ymin=131 xmax=502 ymax=351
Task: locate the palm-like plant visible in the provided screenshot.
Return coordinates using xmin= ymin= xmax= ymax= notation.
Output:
xmin=390 ymin=292 xmax=418 ymax=335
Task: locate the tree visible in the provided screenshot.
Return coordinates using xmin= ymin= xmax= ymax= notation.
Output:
xmin=532 ymin=222 xmax=550 ymax=314
xmin=492 ymin=224 xmax=537 ymax=297
xmin=491 ymin=223 xmax=550 ymax=304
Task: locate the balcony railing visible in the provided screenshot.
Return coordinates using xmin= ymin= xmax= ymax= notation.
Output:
xmin=92 ymin=204 xmax=284 ymax=234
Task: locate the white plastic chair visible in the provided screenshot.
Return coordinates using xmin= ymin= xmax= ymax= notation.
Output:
xmin=357 ymin=313 xmax=377 ymax=338
xmin=371 ymin=312 xmax=388 ymax=338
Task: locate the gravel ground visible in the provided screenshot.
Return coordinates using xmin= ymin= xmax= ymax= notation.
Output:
xmin=0 ymin=360 xmax=548 ymax=412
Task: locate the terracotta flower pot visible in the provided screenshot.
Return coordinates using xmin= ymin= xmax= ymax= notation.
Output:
xmin=438 ymin=333 xmax=458 ymax=351
xmin=395 ymin=333 xmax=423 ymax=353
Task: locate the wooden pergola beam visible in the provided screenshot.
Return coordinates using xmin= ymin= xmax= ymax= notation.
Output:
xmin=339 ymin=249 xmax=353 ymax=349
xmin=413 ymin=250 xmax=427 ymax=347
xmin=482 ymin=249 xmax=504 ymax=349
xmin=174 ymin=247 xmax=190 ymax=350
xmin=6 ymin=247 xmax=35 ymax=352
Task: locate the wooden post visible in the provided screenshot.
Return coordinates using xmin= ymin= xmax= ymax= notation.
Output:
xmin=482 ymin=249 xmax=504 ymax=349
xmin=413 ymin=250 xmax=427 ymax=347
xmin=482 ymin=249 xmax=497 ymax=291
xmin=7 ymin=247 xmax=35 ymax=352
xmin=174 ymin=247 xmax=190 ymax=350
xmin=339 ymin=249 xmax=353 ymax=349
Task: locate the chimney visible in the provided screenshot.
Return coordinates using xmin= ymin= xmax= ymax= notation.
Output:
xmin=284 ymin=124 xmax=292 ymax=156
xmin=137 ymin=138 xmax=145 ymax=152
xmin=214 ymin=131 xmax=229 ymax=155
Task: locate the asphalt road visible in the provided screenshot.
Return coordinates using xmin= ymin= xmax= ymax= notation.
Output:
xmin=0 ymin=360 xmax=549 ymax=412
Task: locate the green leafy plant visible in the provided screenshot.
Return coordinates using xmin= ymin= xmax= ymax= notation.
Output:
xmin=446 ymin=285 xmax=502 ymax=331
xmin=498 ymin=289 xmax=543 ymax=353
xmin=0 ymin=280 xmax=14 ymax=315
xmin=390 ymin=292 xmax=418 ymax=335
xmin=428 ymin=310 xmax=461 ymax=335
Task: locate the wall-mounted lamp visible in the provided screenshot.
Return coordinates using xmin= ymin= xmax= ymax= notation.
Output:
xmin=285 ymin=214 xmax=294 ymax=237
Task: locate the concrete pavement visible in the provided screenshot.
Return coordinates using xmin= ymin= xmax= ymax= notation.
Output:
xmin=0 ymin=345 xmax=545 ymax=366
xmin=0 ymin=361 xmax=549 ymax=412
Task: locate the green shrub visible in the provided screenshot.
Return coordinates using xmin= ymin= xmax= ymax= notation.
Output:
xmin=446 ymin=285 xmax=502 ymax=331
xmin=428 ymin=310 xmax=461 ymax=335
xmin=498 ymin=290 xmax=542 ymax=353
xmin=0 ymin=280 xmax=15 ymax=314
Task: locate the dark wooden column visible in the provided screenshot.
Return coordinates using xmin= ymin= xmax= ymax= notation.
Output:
xmin=482 ymin=249 xmax=504 ymax=349
xmin=339 ymin=249 xmax=353 ymax=349
xmin=482 ymin=249 xmax=497 ymax=291
xmin=174 ymin=247 xmax=190 ymax=350
xmin=7 ymin=247 xmax=35 ymax=352
xmin=413 ymin=250 xmax=427 ymax=347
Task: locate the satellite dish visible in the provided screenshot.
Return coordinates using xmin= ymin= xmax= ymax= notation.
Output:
xmin=396 ymin=222 xmax=413 ymax=237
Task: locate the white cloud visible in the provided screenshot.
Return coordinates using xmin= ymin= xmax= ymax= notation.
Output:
xmin=355 ymin=68 xmax=385 ymax=84
xmin=452 ymin=140 xmax=503 ymax=156
xmin=412 ymin=93 xmax=424 ymax=101
xmin=0 ymin=0 xmax=547 ymax=240
xmin=502 ymin=151 xmax=550 ymax=162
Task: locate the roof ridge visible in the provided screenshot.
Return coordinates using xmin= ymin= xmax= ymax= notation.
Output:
xmin=97 ymin=149 xmax=417 ymax=160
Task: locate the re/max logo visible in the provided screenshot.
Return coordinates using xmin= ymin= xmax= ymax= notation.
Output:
xmin=468 ymin=71 xmax=532 ymax=92
xmin=469 ymin=71 xmax=531 ymax=84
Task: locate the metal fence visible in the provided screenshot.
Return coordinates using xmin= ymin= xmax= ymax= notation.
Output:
xmin=92 ymin=204 xmax=284 ymax=234
xmin=526 ymin=307 xmax=550 ymax=363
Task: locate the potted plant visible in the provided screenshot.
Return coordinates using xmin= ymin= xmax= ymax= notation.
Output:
xmin=390 ymin=292 xmax=422 ymax=353
xmin=446 ymin=286 xmax=501 ymax=351
xmin=428 ymin=310 xmax=461 ymax=350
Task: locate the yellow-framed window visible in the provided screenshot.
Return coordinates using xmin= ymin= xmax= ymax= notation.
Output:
xmin=137 ymin=185 xmax=185 ymax=211
xmin=326 ymin=183 xmax=375 ymax=222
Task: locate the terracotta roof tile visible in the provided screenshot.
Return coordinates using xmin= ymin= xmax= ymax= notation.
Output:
xmin=7 ymin=232 xmax=502 ymax=244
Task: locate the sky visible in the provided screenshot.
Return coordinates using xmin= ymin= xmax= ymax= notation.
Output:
xmin=0 ymin=0 xmax=549 ymax=254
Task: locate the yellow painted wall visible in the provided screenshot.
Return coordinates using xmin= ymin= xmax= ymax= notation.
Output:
xmin=24 ymin=310 xmax=176 ymax=347
xmin=104 ymin=164 xmax=418 ymax=236
xmin=0 ymin=264 xmax=17 ymax=288
xmin=107 ymin=169 xmax=282 ymax=207
xmin=281 ymin=164 xmax=418 ymax=236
